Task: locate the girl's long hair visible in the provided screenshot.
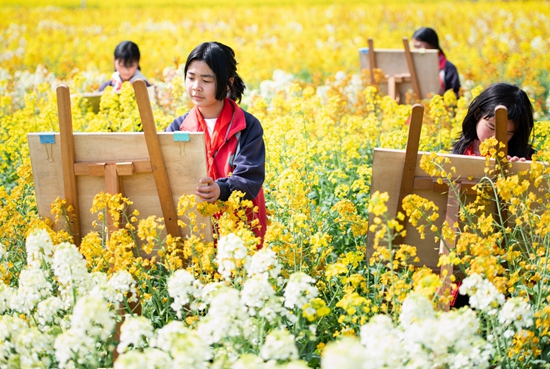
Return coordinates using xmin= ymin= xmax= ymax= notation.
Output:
xmin=452 ymin=83 xmax=534 ymax=158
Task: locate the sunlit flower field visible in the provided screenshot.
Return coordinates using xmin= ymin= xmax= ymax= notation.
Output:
xmin=3 ymin=0 xmax=550 ymax=368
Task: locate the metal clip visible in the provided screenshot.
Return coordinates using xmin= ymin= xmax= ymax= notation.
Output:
xmin=174 ymin=132 xmax=190 ymax=157
xmin=39 ymin=134 xmax=55 ymax=162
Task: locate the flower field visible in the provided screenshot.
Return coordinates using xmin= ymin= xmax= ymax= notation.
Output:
xmin=3 ymin=0 xmax=550 ymax=368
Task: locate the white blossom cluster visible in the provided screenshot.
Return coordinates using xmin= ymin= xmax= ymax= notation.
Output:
xmin=54 ymin=295 xmax=115 ymax=368
xmin=117 ymin=320 xmax=212 ymax=368
xmin=90 ymin=270 xmax=137 ymax=304
xmin=117 ymin=316 xmax=154 ymax=354
xmin=260 ymin=329 xmax=299 ymax=362
xmin=459 ymin=273 xmax=505 ymax=315
xmin=0 ymin=229 xmax=145 ymax=367
xmin=0 ymin=314 xmax=55 ymax=368
xmin=197 ymin=287 xmax=253 ymax=344
xmin=167 ymin=268 xmax=202 ymax=318
xmin=216 ymin=233 xmax=249 ymax=279
xmin=283 ymin=272 xmax=318 ymax=310
xmin=498 ymin=297 xmax=534 ymax=339
xmin=245 ymin=247 xmax=282 ymax=281
xmin=322 ymin=292 xmax=493 ymax=369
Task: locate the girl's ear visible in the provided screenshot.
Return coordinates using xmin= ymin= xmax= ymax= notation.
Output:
xmin=227 ymin=77 xmax=234 ymax=91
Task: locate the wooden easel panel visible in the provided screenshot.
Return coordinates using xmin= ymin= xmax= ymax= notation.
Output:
xmin=27 ymin=132 xmax=212 ymax=241
xmin=367 ymin=148 xmax=533 ymax=269
xmin=359 ymin=48 xmax=440 ymax=99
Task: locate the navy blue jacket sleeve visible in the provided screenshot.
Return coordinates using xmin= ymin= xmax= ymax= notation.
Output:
xmin=164 ymin=115 xmax=187 ymax=132
xmin=98 ymin=80 xmax=112 ymax=92
xmin=216 ymin=111 xmax=265 ymax=201
xmin=444 ymin=61 xmax=461 ymax=95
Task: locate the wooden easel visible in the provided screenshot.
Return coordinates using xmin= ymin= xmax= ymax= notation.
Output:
xmin=360 ymin=38 xmax=439 ymax=102
xmin=54 ymin=81 xmax=180 ymax=244
xmin=28 ymin=81 xmax=212 ymax=246
xmin=367 ymin=104 xmax=513 ymax=310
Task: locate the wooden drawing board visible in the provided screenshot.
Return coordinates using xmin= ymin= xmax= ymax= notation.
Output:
xmin=359 ymin=48 xmax=440 ymax=100
xmin=367 ymin=148 xmax=533 ymax=271
xmin=28 ymin=131 xmax=212 ymax=243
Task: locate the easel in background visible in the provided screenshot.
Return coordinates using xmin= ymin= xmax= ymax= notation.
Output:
xmin=78 ymin=85 xmax=155 ymax=114
xmin=28 ymin=80 xmax=212 ymax=246
xmin=359 ymin=38 xmax=440 ymax=102
xmin=367 ymin=104 xmax=519 ymax=310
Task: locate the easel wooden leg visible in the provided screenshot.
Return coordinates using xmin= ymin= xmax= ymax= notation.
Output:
xmin=134 ymin=80 xmax=181 ymax=239
xmin=57 ymin=85 xmax=81 ymax=245
xmin=438 ymin=183 xmax=461 ymax=311
xmin=387 ymin=75 xmax=397 ymax=100
xmin=402 ymin=37 xmax=422 ymax=99
xmin=368 ymin=38 xmax=376 ymax=84
xmin=394 ymin=104 xmax=424 ymax=246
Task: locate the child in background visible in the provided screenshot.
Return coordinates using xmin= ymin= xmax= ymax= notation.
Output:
xmin=452 ymin=82 xmax=535 ymax=161
xmin=99 ymin=40 xmax=150 ymax=92
xmin=165 ymin=41 xmax=267 ymax=242
xmin=412 ymin=27 xmax=460 ymax=95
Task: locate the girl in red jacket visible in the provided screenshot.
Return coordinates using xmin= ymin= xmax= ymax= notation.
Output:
xmin=165 ymin=42 xmax=267 ymax=242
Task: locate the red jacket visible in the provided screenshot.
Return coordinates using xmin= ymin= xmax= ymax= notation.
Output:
xmin=166 ymin=102 xmax=267 ymax=242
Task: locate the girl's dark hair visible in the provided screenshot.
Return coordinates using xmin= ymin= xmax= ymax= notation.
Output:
xmin=412 ymin=27 xmax=444 ymax=55
xmin=184 ymin=41 xmax=246 ymax=103
xmin=114 ymin=41 xmax=141 ymax=69
xmin=452 ymin=83 xmax=535 ymax=158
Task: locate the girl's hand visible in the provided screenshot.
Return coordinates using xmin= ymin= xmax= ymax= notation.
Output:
xmin=507 ymin=155 xmax=527 ymax=162
xmin=196 ymin=177 xmax=221 ymax=202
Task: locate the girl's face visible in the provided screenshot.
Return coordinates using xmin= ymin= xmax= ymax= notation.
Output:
xmin=476 ymin=115 xmax=516 ymax=143
xmin=185 ymin=60 xmax=224 ymax=119
xmin=115 ymin=59 xmax=138 ymax=82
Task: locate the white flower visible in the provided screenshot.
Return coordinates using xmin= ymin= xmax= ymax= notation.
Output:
xmin=399 ymin=292 xmax=435 ymax=327
xmin=117 ymin=316 xmax=154 ymax=354
xmin=35 ymin=296 xmax=65 ymax=326
xmin=260 ymin=329 xmax=299 ymax=361
xmin=114 ymin=348 xmax=173 ymax=369
xmin=91 ymin=270 xmax=137 ymax=304
xmin=231 ymin=354 xmax=266 ymax=369
xmin=278 ymin=361 xmax=311 ymax=369
xmin=459 ymin=274 xmax=505 ymax=315
xmin=241 ymin=273 xmax=275 ymax=312
xmin=52 ymin=242 xmax=89 ymax=285
xmin=360 ymin=315 xmax=405 ymax=368
xmin=283 ymin=272 xmax=318 ymax=310
xmin=9 ymin=267 xmax=52 ymax=314
xmin=25 ymin=228 xmax=54 ymax=268
xmin=70 ymin=295 xmax=115 ymax=340
xmin=54 ymin=296 xmax=115 ymax=368
xmin=321 ymin=337 xmax=367 ymax=369
xmin=11 ymin=325 xmax=55 ymax=368
xmin=197 ymin=288 xmax=250 ymax=344
xmin=0 ymin=283 xmax=11 ymax=314
xmin=55 ymin=329 xmax=96 ymax=368
xmin=245 ymin=248 xmax=281 ymax=280
xmin=194 ymin=281 xmax=225 ymax=311
xmin=0 ymin=242 xmax=6 ymax=260
xmin=498 ymin=297 xmax=534 ymax=335
xmin=167 ymin=269 xmax=201 ymax=318
xmin=151 ymin=321 xmax=212 ymax=368
xmin=216 ymin=233 xmax=248 ymax=279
